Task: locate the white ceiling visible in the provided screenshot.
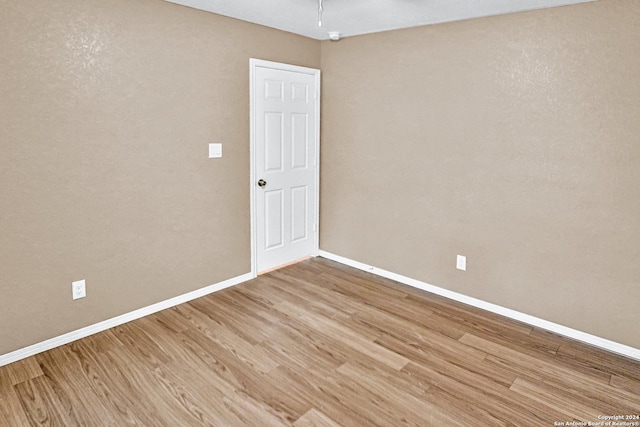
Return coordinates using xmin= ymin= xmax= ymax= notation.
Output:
xmin=164 ymin=0 xmax=596 ymax=40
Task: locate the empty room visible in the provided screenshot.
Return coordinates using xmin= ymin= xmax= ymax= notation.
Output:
xmin=1 ymin=0 xmax=639 ymax=425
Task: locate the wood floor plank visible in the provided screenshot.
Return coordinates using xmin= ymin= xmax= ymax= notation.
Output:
xmin=336 ymin=361 xmax=468 ymax=426
xmin=182 ymin=321 xmax=280 ymax=374
xmin=486 ymin=354 xmax=640 ymax=415
xmin=251 ymin=274 xmax=410 ymax=342
xmin=0 ymin=370 xmax=9 ymax=393
xmin=152 ymin=305 xmax=204 ymax=334
xmin=509 ymin=377 xmax=602 ymax=422
xmin=459 ymin=332 xmax=613 ymax=386
xmin=405 ymin=293 xmax=534 ymax=339
xmin=212 ymin=289 xmax=304 ymax=343
xmin=65 ymin=342 xmax=159 ymax=426
xmin=0 ymin=357 xmax=43 ymax=390
xmin=301 ymin=263 xmax=410 ymax=301
xmin=39 ymin=374 xmax=116 ymax=426
xmin=258 ymin=323 xmax=347 ymax=372
xmin=1 ymin=256 xmax=638 ymax=426
xmin=528 ymin=328 xmax=565 ymax=353
xmin=132 ymin=315 xmax=202 ymax=366
xmin=298 ymin=363 xmax=438 ymax=426
xmin=382 ymin=332 xmax=518 ymax=390
xmin=294 ymin=408 xmax=341 ymax=427
xmin=189 ymin=294 xmax=274 ymax=345
xmin=111 ymin=322 xmax=174 ymax=368
xmin=274 ymin=299 xmax=410 ymax=370
xmin=401 ymin=361 xmax=570 ymax=426
xmin=0 ymin=390 xmax=31 ymax=427
xmin=611 ymin=373 xmax=640 ymax=395
xmin=14 ymin=375 xmax=72 ymax=426
xmin=69 ymin=329 xmax=124 ymax=355
xmin=340 ymin=347 xmax=435 ymax=398
xmin=170 ymin=301 xmax=227 ymax=336
xmin=177 ymin=328 xmax=311 ymax=422
xmin=463 ymin=331 xmax=640 ymax=413
xmin=265 ymin=307 xmax=413 ymax=374
xmin=424 ymin=310 xmax=563 ymax=358
xmin=419 ymin=385 xmax=508 ymax=427
xmin=267 ymin=365 xmax=375 ymax=427
xmin=374 ymin=327 xmax=488 ymax=370
xmin=258 ymin=272 xmax=360 ymax=318
xmin=151 ymin=360 xmax=277 ymax=427
xmin=556 ymin=339 xmax=640 ymax=382
xmin=36 ymin=349 xmax=117 ymax=426
xmin=35 ymin=345 xmax=91 ymax=392
xmin=158 ymin=357 xmax=291 ymax=427
xmin=316 ymin=270 xmax=438 ymax=323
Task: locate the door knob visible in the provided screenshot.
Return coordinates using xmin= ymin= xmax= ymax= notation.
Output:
xmin=258 ymin=179 xmax=267 ymax=188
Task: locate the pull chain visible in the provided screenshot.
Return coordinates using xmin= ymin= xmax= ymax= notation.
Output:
xmin=318 ymin=0 xmax=323 ymax=27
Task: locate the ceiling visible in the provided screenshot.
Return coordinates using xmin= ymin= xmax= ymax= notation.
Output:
xmin=164 ymin=0 xmax=596 ymax=40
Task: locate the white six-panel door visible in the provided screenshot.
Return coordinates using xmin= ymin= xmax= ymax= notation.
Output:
xmin=251 ymin=60 xmax=320 ymax=274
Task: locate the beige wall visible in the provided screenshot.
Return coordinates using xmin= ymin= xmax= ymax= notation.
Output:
xmin=320 ymin=0 xmax=640 ymax=348
xmin=0 ymin=0 xmax=320 ymax=355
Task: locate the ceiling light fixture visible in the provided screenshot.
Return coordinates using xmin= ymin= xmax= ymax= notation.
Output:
xmin=317 ymin=0 xmax=323 ymax=27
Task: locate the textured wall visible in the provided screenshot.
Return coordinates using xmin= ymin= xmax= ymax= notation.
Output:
xmin=320 ymin=0 xmax=640 ymax=348
xmin=0 ymin=0 xmax=320 ymax=355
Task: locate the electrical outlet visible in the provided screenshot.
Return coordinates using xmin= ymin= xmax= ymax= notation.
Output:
xmin=208 ymin=143 xmax=222 ymax=158
xmin=456 ymin=255 xmax=466 ymax=271
xmin=72 ymin=279 xmax=86 ymax=300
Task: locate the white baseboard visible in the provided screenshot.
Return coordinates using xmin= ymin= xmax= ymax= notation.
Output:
xmin=4 ymin=253 xmax=638 ymax=367
xmin=318 ymin=250 xmax=640 ymax=362
xmin=0 ymin=272 xmax=255 ymax=368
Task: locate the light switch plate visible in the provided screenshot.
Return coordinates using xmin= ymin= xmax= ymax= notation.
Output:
xmin=208 ymin=143 xmax=222 ymax=158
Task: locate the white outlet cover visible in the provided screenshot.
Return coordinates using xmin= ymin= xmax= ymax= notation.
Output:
xmin=208 ymin=143 xmax=222 ymax=158
xmin=456 ymin=255 xmax=467 ymax=271
xmin=72 ymin=279 xmax=86 ymax=300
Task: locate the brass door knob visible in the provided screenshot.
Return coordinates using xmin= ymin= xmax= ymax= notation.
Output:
xmin=258 ymin=179 xmax=267 ymax=188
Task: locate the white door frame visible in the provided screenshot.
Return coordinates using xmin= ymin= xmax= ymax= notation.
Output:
xmin=249 ymin=58 xmax=321 ymax=277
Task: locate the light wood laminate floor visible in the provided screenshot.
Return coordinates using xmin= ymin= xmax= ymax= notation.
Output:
xmin=1 ymin=257 xmax=639 ymax=426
